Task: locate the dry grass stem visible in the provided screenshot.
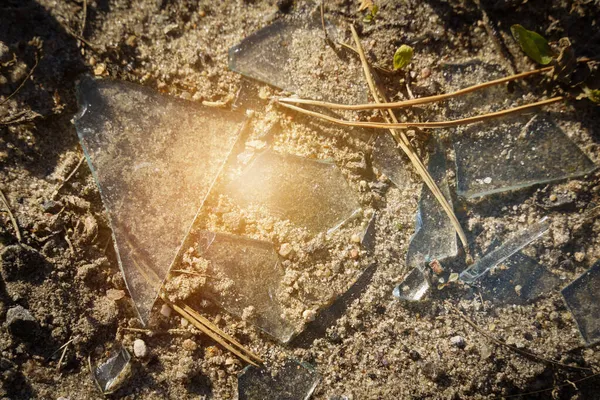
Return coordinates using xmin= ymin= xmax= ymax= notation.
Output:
xmin=278 ymin=96 xmax=564 ymax=130
xmin=0 ymin=52 xmax=39 ymax=106
xmin=278 ymin=66 xmax=554 ymax=110
xmin=52 ymin=154 xmax=85 ymax=198
xmin=0 ymin=188 xmax=22 ymax=242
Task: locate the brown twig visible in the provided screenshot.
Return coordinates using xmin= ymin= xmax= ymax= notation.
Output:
xmin=0 ymin=188 xmax=22 ymax=242
xmin=56 ymin=337 xmax=74 ymax=371
xmin=452 ymin=306 xmax=593 ymax=372
xmin=0 ymin=52 xmax=39 ymax=106
xmin=278 ymin=96 xmax=564 ymax=130
xmin=278 ymin=66 xmax=554 ymax=110
xmin=80 ymin=0 xmax=88 ymax=37
xmin=348 ymin=25 xmax=469 ymax=249
xmin=52 ymin=154 xmax=85 ymax=198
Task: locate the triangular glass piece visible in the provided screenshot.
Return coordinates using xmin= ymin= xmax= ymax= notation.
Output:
xmin=562 ymin=261 xmax=600 ymax=345
xmin=406 ymin=138 xmax=458 ymax=270
xmin=193 ymin=231 xmax=300 ymax=343
xmin=229 ymin=13 xmax=367 ymax=103
xmin=73 ymin=77 xmax=246 ymax=323
xmin=372 ymin=133 xmax=412 ymax=190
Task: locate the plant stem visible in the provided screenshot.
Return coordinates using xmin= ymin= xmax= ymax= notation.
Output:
xmin=348 ymin=25 xmax=469 ymax=249
xmin=278 ymin=66 xmax=554 ymax=110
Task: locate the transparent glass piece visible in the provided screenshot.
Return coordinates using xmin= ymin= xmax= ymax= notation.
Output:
xmin=406 ymin=139 xmax=457 ymax=269
xmin=393 ymin=268 xmax=430 ymax=301
xmin=561 ymin=261 xmax=600 ymax=345
xmin=91 ymin=346 xmax=132 ymax=395
xmin=454 ymin=114 xmax=597 ymax=198
xmin=74 ymin=77 xmax=245 ymax=323
xmin=229 ymin=15 xmax=367 ymax=104
xmin=224 ymin=150 xmax=361 ymax=234
xmin=460 ymin=217 xmax=550 ymax=282
xmin=195 ymin=231 xmax=300 ymax=343
xmin=372 ymin=133 xmax=412 ymax=189
xmin=238 ymin=359 xmax=320 ymax=400
xmin=479 ymin=252 xmax=559 ymax=305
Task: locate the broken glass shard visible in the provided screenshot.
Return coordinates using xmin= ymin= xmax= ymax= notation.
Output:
xmin=238 ymin=359 xmax=320 ymax=400
xmin=393 ymin=268 xmax=430 ymax=301
xmin=372 ymin=133 xmax=412 ymax=189
xmin=561 ymin=261 xmax=600 ymax=345
xmin=229 ymin=14 xmax=367 ymax=104
xmin=460 ymin=217 xmax=550 ymax=282
xmin=224 ymin=150 xmax=361 ymax=235
xmin=194 ymin=231 xmax=300 ymax=343
xmin=406 ymin=139 xmax=457 ymax=270
xmin=91 ymin=346 xmax=132 ymax=395
xmin=73 ymin=77 xmax=245 ymax=323
xmin=479 ymin=251 xmax=559 ymax=305
xmin=454 ymin=114 xmax=596 ymax=198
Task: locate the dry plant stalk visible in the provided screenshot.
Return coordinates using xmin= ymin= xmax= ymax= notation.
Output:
xmin=348 ymin=25 xmax=469 ymax=249
xmin=0 ymin=188 xmax=22 ymax=242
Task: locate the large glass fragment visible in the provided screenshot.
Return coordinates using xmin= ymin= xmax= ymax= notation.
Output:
xmin=229 ymin=14 xmax=366 ymax=103
xmin=238 ymin=359 xmax=320 ymax=400
xmin=454 ymin=115 xmax=596 ymax=198
xmin=561 ymin=261 xmax=600 ymax=345
xmin=406 ymin=139 xmax=457 ymax=269
xmin=195 ymin=231 xmax=300 ymax=343
xmin=478 ymin=251 xmax=558 ymax=305
xmin=460 ymin=217 xmax=550 ymax=282
xmin=372 ymin=133 xmax=412 ymax=189
xmin=91 ymin=346 xmax=132 ymax=395
xmin=442 ymin=61 xmax=596 ymax=199
xmin=224 ymin=150 xmax=361 ymax=235
xmin=74 ymin=77 xmax=245 ymax=322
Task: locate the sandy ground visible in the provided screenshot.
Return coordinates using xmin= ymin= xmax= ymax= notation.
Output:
xmin=1 ymin=0 xmax=600 ymax=399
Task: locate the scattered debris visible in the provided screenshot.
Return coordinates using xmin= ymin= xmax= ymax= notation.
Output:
xmin=460 ymin=217 xmax=550 ymax=282
xmin=133 ymin=339 xmax=148 ymax=358
xmin=90 ymin=346 xmax=132 ymax=395
xmin=561 ymin=261 xmax=600 ymax=345
xmin=238 ymin=359 xmax=320 ymax=400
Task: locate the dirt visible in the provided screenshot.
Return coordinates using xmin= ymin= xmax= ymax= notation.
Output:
xmin=1 ymin=0 xmax=600 ymax=399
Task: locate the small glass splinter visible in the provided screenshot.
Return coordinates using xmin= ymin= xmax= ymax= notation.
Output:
xmin=460 ymin=217 xmax=550 ymax=282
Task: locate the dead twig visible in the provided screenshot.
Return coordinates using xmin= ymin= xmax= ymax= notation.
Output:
xmin=80 ymin=0 xmax=88 ymax=37
xmin=0 ymin=52 xmax=39 ymax=106
xmin=348 ymin=25 xmax=469 ymax=249
xmin=278 ymin=66 xmax=554 ymax=110
xmin=52 ymin=154 xmax=86 ymax=198
xmin=277 ymin=96 xmax=563 ymax=130
xmin=0 ymin=188 xmax=22 ymax=242
xmin=452 ymin=306 xmax=593 ymax=372
xmin=55 ymin=337 xmax=74 ymax=371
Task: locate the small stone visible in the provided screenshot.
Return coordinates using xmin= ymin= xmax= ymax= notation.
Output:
xmin=574 ymin=252 xmax=585 ymax=262
xmin=514 ymin=285 xmax=522 ymax=297
xmin=549 ymin=194 xmax=558 ymax=202
xmin=225 ymin=357 xmax=236 ymax=366
xmin=182 ymin=338 xmax=197 ymax=352
xmin=429 ymin=259 xmax=444 ymax=275
xmin=94 ymin=64 xmax=106 ymax=76
xmin=409 ymin=350 xmax=421 ymax=361
xmin=450 ymin=335 xmax=466 ymax=349
xmin=302 ymin=309 xmax=316 ymax=322
xmin=198 ymin=9 xmax=206 ymax=17
xmin=160 ymin=304 xmax=172 ymax=318
xmin=106 ymin=289 xmax=126 ymax=301
xmin=420 ymin=67 xmax=431 ymax=79
xmin=133 ymin=339 xmax=147 ymax=358
xmin=350 ymin=233 xmax=361 ymax=243
xmin=350 ymin=248 xmax=359 ymax=259
xmin=6 ymin=306 xmax=38 ymax=341
xmin=180 ymin=317 xmax=189 ymax=328
xmin=279 ymin=243 xmax=293 ymax=258
xmin=483 ymin=177 xmax=492 ymax=184
xmin=480 ymin=345 xmax=492 ymax=359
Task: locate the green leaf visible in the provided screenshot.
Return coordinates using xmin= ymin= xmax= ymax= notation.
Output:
xmin=510 ymin=24 xmax=554 ymax=65
xmin=393 ymin=44 xmax=413 ymax=70
xmin=363 ymin=4 xmax=378 ymax=23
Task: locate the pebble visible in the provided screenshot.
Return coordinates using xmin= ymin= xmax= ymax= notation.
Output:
xmin=6 ymin=306 xmax=38 ymax=340
xmin=350 ymin=233 xmax=361 ymax=243
xmin=302 ymin=309 xmax=317 ymax=322
xmin=93 ymin=64 xmax=106 ymax=76
xmin=279 ymin=243 xmax=293 ymax=258
xmin=182 ymin=338 xmax=197 ymax=352
xmin=574 ymin=252 xmax=585 ymax=262
xmin=133 ymin=339 xmax=147 ymax=358
xmin=106 ymin=289 xmax=126 ymax=301
xmin=549 ymin=194 xmax=558 ymax=202
xmin=420 ymin=67 xmax=431 ymax=79
xmin=450 ymin=335 xmax=466 ymax=349
xmin=160 ymin=304 xmax=172 ymax=318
